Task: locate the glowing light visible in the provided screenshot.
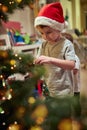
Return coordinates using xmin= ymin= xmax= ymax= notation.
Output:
xmin=12 ymin=1 xmax=14 ymax=4
xmin=2 ymin=122 xmax=6 ymax=125
xmin=2 ymin=96 xmax=6 ymax=100
xmin=9 ymin=1 xmax=13 ymax=5
xmin=1 ymin=110 xmax=5 ymax=114
xmin=0 ymin=107 xmax=5 ymax=114
xmin=7 ymin=123 xmax=22 ymax=130
xmin=15 ymin=53 xmax=18 ymax=57
xmin=7 ymin=93 xmax=12 ymax=100
xmin=14 ymin=121 xmax=18 ymax=124
xmin=11 ymin=66 xmax=14 ymax=70
xmin=0 ymin=75 xmax=3 ymax=79
xmin=19 ymin=57 xmax=22 ymax=60
xmin=14 ymin=64 xmax=16 ymax=68
xmin=2 ymin=79 xmax=6 ymax=87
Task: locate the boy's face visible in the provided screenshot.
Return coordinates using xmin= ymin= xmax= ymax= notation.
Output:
xmin=37 ymin=26 xmax=61 ymax=43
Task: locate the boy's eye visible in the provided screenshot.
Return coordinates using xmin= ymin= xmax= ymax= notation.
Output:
xmin=40 ymin=32 xmax=51 ymax=35
xmin=46 ymin=31 xmax=52 ymax=34
xmin=40 ymin=33 xmax=44 ymax=36
xmin=38 ymin=32 xmax=43 ymax=36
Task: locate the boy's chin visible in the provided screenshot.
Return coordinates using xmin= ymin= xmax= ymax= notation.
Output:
xmin=48 ymin=41 xmax=57 ymax=44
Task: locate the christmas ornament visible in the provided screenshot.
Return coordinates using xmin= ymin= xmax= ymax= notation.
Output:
xmin=16 ymin=0 xmax=22 ymax=3
xmin=28 ymin=96 xmax=36 ymax=104
xmin=58 ymin=118 xmax=72 ymax=130
xmin=1 ymin=5 xmax=8 ymax=12
xmin=10 ymin=60 xmax=16 ymax=66
xmin=31 ymin=104 xmax=48 ymax=119
xmin=0 ymin=50 xmax=8 ymax=58
xmin=15 ymin=106 xmax=26 ymax=118
xmin=30 ymin=126 xmax=43 ymax=130
xmin=72 ymin=120 xmax=83 ymax=130
xmin=7 ymin=123 xmax=22 ymax=130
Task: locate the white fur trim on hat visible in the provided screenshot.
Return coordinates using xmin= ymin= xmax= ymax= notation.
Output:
xmin=34 ymin=16 xmax=65 ymax=32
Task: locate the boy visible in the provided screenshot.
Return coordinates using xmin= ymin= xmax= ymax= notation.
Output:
xmin=34 ymin=2 xmax=76 ymax=97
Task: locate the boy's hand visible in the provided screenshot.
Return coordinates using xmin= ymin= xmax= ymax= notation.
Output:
xmin=34 ymin=55 xmax=51 ymax=64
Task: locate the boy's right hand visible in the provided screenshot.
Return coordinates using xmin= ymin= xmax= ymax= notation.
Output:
xmin=34 ymin=55 xmax=51 ymax=65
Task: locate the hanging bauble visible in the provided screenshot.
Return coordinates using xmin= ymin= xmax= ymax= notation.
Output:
xmin=1 ymin=5 xmax=8 ymax=12
xmin=10 ymin=59 xmax=16 ymax=66
xmin=58 ymin=118 xmax=72 ymax=130
xmin=29 ymin=126 xmax=43 ymax=130
xmin=0 ymin=50 xmax=8 ymax=58
xmin=15 ymin=106 xmax=26 ymax=118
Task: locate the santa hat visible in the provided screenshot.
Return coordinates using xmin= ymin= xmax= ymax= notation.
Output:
xmin=34 ymin=2 xmax=65 ymax=32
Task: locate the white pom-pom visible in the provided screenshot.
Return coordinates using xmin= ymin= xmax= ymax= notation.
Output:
xmin=64 ymin=21 xmax=69 ymax=29
xmin=62 ymin=21 xmax=69 ymax=32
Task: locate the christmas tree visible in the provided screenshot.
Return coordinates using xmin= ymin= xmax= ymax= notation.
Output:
xmin=0 ymin=50 xmax=87 ymax=130
xmin=0 ymin=0 xmax=34 ymax=22
xmin=0 ymin=49 xmax=45 ymax=130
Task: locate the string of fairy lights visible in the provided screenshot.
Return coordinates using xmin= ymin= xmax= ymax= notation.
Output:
xmin=0 ymin=51 xmax=22 ymax=103
xmin=0 ymin=50 xmax=47 ymax=130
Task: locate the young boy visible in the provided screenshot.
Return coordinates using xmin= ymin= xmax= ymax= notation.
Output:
xmin=34 ymin=2 xmax=77 ymax=98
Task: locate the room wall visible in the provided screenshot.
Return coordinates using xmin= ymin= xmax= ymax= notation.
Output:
xmin=8 ymin=6 xmax=35 ymax=35
xmin=61 ymin=0 xmax=81 ymax=31
xmin=60 ymin=0 xmax=73 ymax=29
xmin=72 ymin=0 xmax=81 ymax=31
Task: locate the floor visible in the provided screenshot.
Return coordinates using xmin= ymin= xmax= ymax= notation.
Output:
xmin=80 ymin=68 xmax=87 ymax=97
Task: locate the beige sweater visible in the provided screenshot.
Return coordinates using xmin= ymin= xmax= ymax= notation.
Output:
xmin=40 ymin=38 xmax=76 ymax=97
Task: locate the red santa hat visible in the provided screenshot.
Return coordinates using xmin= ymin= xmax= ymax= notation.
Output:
xmin=34 ymin=2 xmax=65 ymax=32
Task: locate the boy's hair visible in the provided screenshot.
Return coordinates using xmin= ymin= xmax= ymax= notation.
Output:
xmin=62 ymin=32 xmax=73 ymax=43
xmin=36 ymin=25 xmax=48 ymax=29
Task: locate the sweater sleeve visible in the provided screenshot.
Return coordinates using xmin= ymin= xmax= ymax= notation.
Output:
xmin=62 ymin=39 xmax=76 ymax=61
